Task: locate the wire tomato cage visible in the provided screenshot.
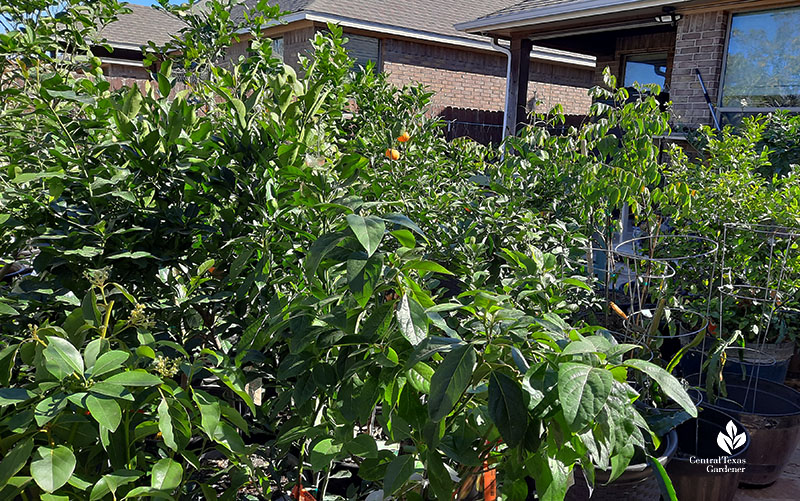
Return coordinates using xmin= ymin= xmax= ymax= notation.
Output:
xmin=715 ymin=222 xmax=800 ymax=406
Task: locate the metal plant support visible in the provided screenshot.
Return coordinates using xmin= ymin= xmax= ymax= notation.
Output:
xmin=717 ymin=223 xmax=800 ymax=406
xmin=610 ymin=234 xmax=719 ymax=351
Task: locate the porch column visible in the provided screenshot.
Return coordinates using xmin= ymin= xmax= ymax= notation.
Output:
xmin=508 ymin=36 xmax=533 ymax=135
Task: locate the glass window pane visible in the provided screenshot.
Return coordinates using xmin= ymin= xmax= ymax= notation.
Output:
xmin=344 ymin=34 xmax=380 ymax=70
xmin=722 ymin=7 xmax=800 ymax=108
xmin=272 ymin=38 xmax=284 ymax=62
xmin=624 ymin=54 xmax=667 ymax=88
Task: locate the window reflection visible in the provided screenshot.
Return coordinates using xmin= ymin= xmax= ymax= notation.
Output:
xmin=722 ymin=7 xmax=800 ymax=108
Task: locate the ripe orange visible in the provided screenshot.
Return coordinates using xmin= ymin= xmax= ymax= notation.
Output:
xmin=385 ymin=148 xmax=400 ymax=160
xmin=397 ymin=131 xmax=410 ymax=142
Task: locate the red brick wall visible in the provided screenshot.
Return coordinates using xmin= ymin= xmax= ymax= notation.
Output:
xmin=670 ymin=12 xmax=728 ymax=127
xmin=106 ymin=63 xmax=150 ymax=80
xmin=381 ymin=38 xmax=594 ymax=116
xmin=595 ymin=29 xmax=676 ymax=87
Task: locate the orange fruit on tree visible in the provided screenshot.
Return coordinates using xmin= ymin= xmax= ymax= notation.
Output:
xmin=385 ymin=148 xmax=400 ymax=160
xmin=397 ymin=131 xmax=410 ymax=142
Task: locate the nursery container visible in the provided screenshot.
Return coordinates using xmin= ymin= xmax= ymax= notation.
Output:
xmin=681 ymin=345 xmax=791 ymax=383
xmin=699 ymin=375 xmax=800 ymax=486
xmin=565 ymin=430 xmax=677 ymax=501
xmin=667 ymin=407 xmax=750 ymax=501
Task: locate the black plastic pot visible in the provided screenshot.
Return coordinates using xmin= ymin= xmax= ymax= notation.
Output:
xmin=667 ymin=407 xmax=750 ymax=501
xmin=698 ymin=375 xmax=800 ymax=486
xmin=681 ymin=348 xmax=791 ymax=383
xmin=565 ymin=430 xmax=678 ymax=501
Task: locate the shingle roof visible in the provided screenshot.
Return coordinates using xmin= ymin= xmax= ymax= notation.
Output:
xmin=99 ymin=3 xmax=186 ymax=47
xmin=233 ymin=0 xmax=517 ymax=41
xmin=474 ymin=0 xmax=579 ymax=21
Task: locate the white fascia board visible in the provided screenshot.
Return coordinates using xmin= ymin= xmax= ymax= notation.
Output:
xmin=107 ymin=41 xmax=147 ymax=51
xmin=101 ymin=57 xmax=145 ymax=67
xmin=237 ymin=11 xmax=595 ymax=67
xmin=456 ymin=0 xmax=691 ymax=33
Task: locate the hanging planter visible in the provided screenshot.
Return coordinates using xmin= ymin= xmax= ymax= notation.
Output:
xmin=667 ymin=406 xmax=750 ymax=501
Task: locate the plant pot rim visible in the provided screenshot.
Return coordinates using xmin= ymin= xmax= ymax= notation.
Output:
xmin=594 ymin=429 xmax=678 ymax=482
xmin=673 ymin=407 xmax=751 ymax=462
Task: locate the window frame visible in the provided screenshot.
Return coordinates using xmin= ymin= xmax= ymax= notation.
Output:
xmin=621 ymin=51 xmax=669 ymax=90
xmin=717 ymin=7 xmax=800 ymax=116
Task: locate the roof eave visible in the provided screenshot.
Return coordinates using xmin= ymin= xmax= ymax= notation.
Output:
xmin=456 ymin=0 xmax=690 ymax=34
xmin=237 ymin=10 xmax=595 ymax=68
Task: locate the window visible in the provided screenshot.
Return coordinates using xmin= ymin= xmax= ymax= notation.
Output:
xmin=343 ymin=34 xmax=380 ymax=71
xmin=623 ymin=53 xmax=668 ymax=89
xmin=272 ymin=37 xmax=284 ymax=62
xmin=720 ymin=7 xmax=800 ymax=111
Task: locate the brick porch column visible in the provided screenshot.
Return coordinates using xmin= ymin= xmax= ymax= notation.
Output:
xmin=670 ymin=11 xmax=728 ymax=128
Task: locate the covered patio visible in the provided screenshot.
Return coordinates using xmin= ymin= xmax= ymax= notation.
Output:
xmin=457 ymin=0 xmax=800 ymax=133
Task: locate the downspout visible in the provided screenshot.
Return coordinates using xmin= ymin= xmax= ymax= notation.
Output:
xmin=489 ymin=37 xmax=513 ymax=152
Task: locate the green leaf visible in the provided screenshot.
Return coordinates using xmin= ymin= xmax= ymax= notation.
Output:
xmin=82 ymin=290 xmax=102 ymax=327
xmin=231 ymin=98 xmax=247 ymax=128
xmin=488 ymin=371 xmax=527 ymax=448
xmin=206 ymin=367 xmax=256 ymax=415
xmin=30 ymin=446 xmax=76 ymax=493
xmin=90 ymin=470 xmax=143 ymax=501
xmin=407 ymin=362 xmax=434 ymax=394
xmin=124 ymin=485 xmax=176 ymax=499
xmin=426 ymin=452 xmax=454 ymax=501
xmin=43 ymin=336 xmax=84 ymax=380
xmin=158 ymin=398 xmax=177 ymax=451
xmin=90 ymin=350 xmax=129 ymax=377
xmin=650 ymin=453 xmax=678 ymax=501
xmin=305 ymin=232 xmax=347 ymax=280
xmin=624 ymin=359 xmax=697 ymax=417
xmin=196 ymin=259 xmax=215 ymax=276
xmin=529 ymin=449 xmax=569 ymax=501
xmin=63 ymin=246 xmax=103 ymax=258
xmin=212 ymin=422 xmax=246 ymax=454
xmin=89 ymin=382 xmax=134 ymax=401
xmin=429 ymin=344 xmax=476 ymax=421
xmin=562 ymin=277 xmax=592 ymax=291
xmin=309 ymin=438 xmax=342 ymax=470
xmin=558 ymin=363 xmax=613 ymax=431
xmin=383 ymin=454 xmax=415 ymax=496
xmin=402 ymin=260 xmax=453 ymax=275
xmin=382 ymin=213 xmax=426 ymax=239
xmin=397 ymin=293 xmax=428 ymax=346
xmin=35 ymin=394 xmax=67 ymax=426
xmin=391 ymin=229 xmax=416 ymax=248
xmin=104 ymin=370 xmax=163 ymax=387
xmin=344 ymin=434 xmax=378 ymax=459
xmin=0 ymin=438 xmax=33 ymax=491
xmin=86 ymin=395 xmax=122 ymax=432
xmin=0 ymin=388 xmax=35 ymax=406
xmin=0 ymin=303 xmax=19 ymax=316
xmin=346 ymin=214 xmax=385 ymax=257
xmin=192 ymin=390 xmax=221 ymax=438
xmin=106 ymin=251 xmax=156 ymax=260
xmin=12 ymin=171 xmax=65 ymax=184
xmin=150 ymin=458 xmax=182 ymax=491
xmin=347 ymin=253 xmax=382 ymax=308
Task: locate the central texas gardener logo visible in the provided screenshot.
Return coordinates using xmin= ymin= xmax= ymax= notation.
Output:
xmin=717 ymin=420 xmax=746 ymax=455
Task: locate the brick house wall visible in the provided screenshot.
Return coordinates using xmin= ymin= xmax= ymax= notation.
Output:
xmin=382 ymin=38 xmax=594 ymax=116
xmin=670 ymin=11 xmax=728 ymax=127
xmin=102 ymin=24 xmax=595 ymax=130
xmin=594 ymin=29 xmax=676 ymax=88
